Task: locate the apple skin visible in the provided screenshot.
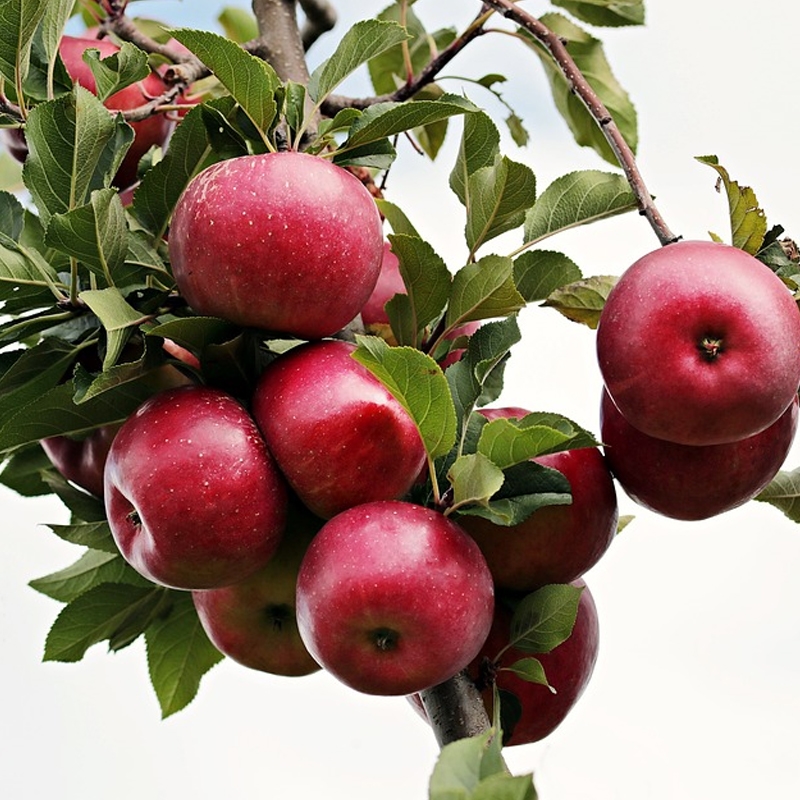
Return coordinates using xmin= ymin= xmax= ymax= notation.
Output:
xmin=58 ymin=36 xmax=173 ymax=189
xmin=458 ymin=407 xmax=618 ymax=591
xmin=600 ymin=389 xmax=798 ymax=520
xmin=295 ymin=500 xmax=495 ymax=696
xmin=408 ymin=579 xmax=599 ymax=746
xmin=360 ymin=242 xmax=404 ymax=330
xmin=596 ymin=240 xmax=800 ymax=445
xmin=104 ymin=385 xmax=288 ymax=590
xmin=251 ymin=340 xmax=426 ymax=519
xmin=41 ymin=423 xmax=121 ymax=498
xmin=192 ymin=500 xmax=322 ymax=676
xmin=168 ymin=151 xmax=384 ymax=339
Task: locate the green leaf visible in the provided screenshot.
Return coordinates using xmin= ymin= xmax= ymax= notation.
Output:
xmin=0 ymin=150 xmax=24 ymax=193
xmin=472 ymin=772 xmax=538 ymax=800
xmin=331 ymin=137 xmax=396 ymax=170
xmin=46 ymin=519 xmax=118 ymax=552
xmin=46 ymin=189 xmax=128 ymax=285
xmin=445 ymin=255 xmax=526 ymax=329
xmin=755 ymin=468 xmax=800 ymax=522
xmin=0 ymin=229 xmax=64 ymax=304
xmin=79 ymin=287 xmax=146 ymax=369
xmin=450 ymin=111 xmax=501 ymax=206
xmin=0 ymin=444 xmax=53 ymax=496
xmin=509 ymin=584 xmax=583 ymax=654
xmin=0 ymin=0 xmax=47 ymax=92
xmin=696 ymin=155 xmax=767 ymax=254
xmin=386 ymin=233 xmax=452 ymax=347
xmin=171 ymin=29 xmax=280 ymax=139
xmin=477 ymin=417 xmax=576 ymax=469
xmin=0 ymin=189 xmax=26 ymax=239
xmin=542 ymin=273 xmax=617 ymax=328
xmin=24 ymin=86 xmax=134 ymax=224
xmin=340 ymin=95 xmax=478 ymax=151
xmin=429 ymin=731 xmax=496 ymax=800
xmin=38 ymin=0 xmax=74 ymax=96
xmin=552 ymin=0 xmax=645 ymax=27
xmin=146 ymin=315 xmax=237 ymax=355
xmin=43 ymin=582 xmax=171 ymax=662
xmin=514 ymin=249 xmax=583 ymax=303
xmin=145 ymin=592 xmax=225 ymax=718
xmin=523 ymin=170 xmax=637 ymax=246
xmin=308 ymin=19 xmax=410 ymax=104
xmin=503 ymin=657 xmax=552 ymax=689
xmin=217 ymin=7 xmax=259 ymax=43
xmin=448 ymin=452 xmax=505 ymax=511
xmin=30 ymin=550 xmax=150 ymax=603
xmin=375 ymin=199 xmax=420 ymax=238
xmin=465 ymin=156 xmax=537 ymax=255
xmin=82 ymin=41 xmax=150 ymax=103
xmin=523 ymin=14 xmax=637 ymax=165
xmin=352 ymin=336 xmax=457 ymax=461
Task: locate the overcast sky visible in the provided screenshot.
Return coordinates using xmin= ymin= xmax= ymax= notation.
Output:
xmin=2 ymin=2 xmax=800 ymax=799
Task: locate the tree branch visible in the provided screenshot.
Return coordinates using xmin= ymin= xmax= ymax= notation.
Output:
xmin=482 ymin=0 xmax=678 ymax=246
xmin=419 ymin=670 xmax=493 ymax=747
xmin=250 ymin=0 xmax=311 ymax=84
xmin=298 ymin=0 xmax=337 ymax=50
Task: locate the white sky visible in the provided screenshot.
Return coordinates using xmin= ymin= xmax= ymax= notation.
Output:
xmin=2 ymin=2 xmax=800 ymax=798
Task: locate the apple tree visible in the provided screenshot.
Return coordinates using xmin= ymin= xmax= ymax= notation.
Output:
xmin=2 ymin=1 xmax=799 ymax=796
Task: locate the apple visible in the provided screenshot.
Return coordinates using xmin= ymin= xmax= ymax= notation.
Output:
xmin=251 ymin=339 xmax=426 ymax=519
xmin=192 ymin=500 xmax=322 ymax=676
xmin=408 ymin=579 xmax=599 ymax=745
xmin=54 ymin=36 xmax=172 ymax=189
xmin=168 ymin=151 xmax=384 ymax=339
xmin=596 ymin=240 xmax=800 ymax=445
xmin=104 ymin=385 xmax=288 ymax=590
xmin=458 ymin=406 xmax=618 ymax=591
xmin=600 ymin=389 xmax=798 ymax=520
xmin=360 ymin=242 xmax=405 ymax=332
xmin=41 ymin=423 xmax=121 ymax=498
xmin=295 ymin=500 xmax=495 ymax=696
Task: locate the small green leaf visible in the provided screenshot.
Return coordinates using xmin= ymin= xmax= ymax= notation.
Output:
xmin=755 ymin=468 xmax=800 ymax=522
xmin=171 ymin=29 xmax=280 ymax=139
xmin=450 ymin=111 xmax=501 ymax=206
xmin=503 ymin=657 xmax=553 ymax=689
xmin=44 ymin=582 xmax=171 ymax=662
xmin=82 ymin=41 xmax=150 ymax=103
xmin=352 ymin=336 xmax=457 ymax=461
xmin=477 ymin=417 xmax=575 ymax=469
xmin=542 ymin=273 xmax=617 ymax=328
xmin=447 ymin=452 xmax=505 ymax=511
xmin=509 ymin=584 xmax=583 ymax=655
xmin=79 ymin=287 xmax=146 ymax=369
xmin=696 ymin=155 xmax=767 ymax=254
xmin=146 ymin=316 xmax=238 ymax=355
xmin=446 ymin=255 xmax=526 ymax=329
xmin=514 ymin=249 xmax=583 ymax=303
xmin=145 ymin=592 xmax=225 ymax=718
xmin=308 ymin=19 xmax=410 ymax=104
xmin=523 ymin=170 xmax=637 ymax=247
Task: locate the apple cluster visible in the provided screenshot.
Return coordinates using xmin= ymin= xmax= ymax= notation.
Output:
xmin=597 ymin=240 xmax=800 ymax=520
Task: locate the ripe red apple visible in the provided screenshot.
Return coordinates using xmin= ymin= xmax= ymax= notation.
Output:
xmin=600 ymin=389 xmax=798 ymax=520
xmin=40 ymin=423 xmax=121 ymax=497
xmin=458 ymin=407 xmax=618 ymax=591
xmin=596 ymin=240 xmax=800 ymax=445
xmin=104 ymin=385 xmax=288 ymax=590
xmin=360 ymin=242 xmax=405 ymax=331
xmin=58 ymin=36 xmax=173 ymax=189
xmin=251 ymin=339 xmax=426 ymax=519
xmin=192 ymin=501 xmax=322 ymax=676
xmin=295 ymin=500 xmax=495 ymax=695
xmin=168 ymin=151 xmax=384 ymax=339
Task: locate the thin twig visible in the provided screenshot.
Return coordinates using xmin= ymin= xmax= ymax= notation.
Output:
xmin=297 ymin=0 xmax=337 ymax=50
xmin=482 ymin=0 xmax=678 ymax=246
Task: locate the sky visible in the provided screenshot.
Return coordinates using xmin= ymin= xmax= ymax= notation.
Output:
xmin=3 ymin=1 xmax=800 ymax=798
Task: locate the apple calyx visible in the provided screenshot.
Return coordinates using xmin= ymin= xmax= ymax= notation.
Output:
xmin=372 ymin=628 xmax=400 ymax=652
xmin=699 ymin=335 xmax=723 ymax=360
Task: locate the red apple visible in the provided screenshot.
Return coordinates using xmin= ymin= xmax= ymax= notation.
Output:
xmin=168 ymin=151 xmax=384 ymax=339
xmin=360 ymin=242 xmax=405 ymax=330
xmin=295 ymin=500 xmax=495 ymax=695
xmin=104 ymin=385 xmax=288 ymax=590
xmin=192 ymin=501 xmax=322 ymax=676
xmin=251 ymin=340 xmax=426 ymax=519
xmin=600 ymin=388 xmax=798 ymax=520
xmin=458 ymin=407 xmax=618 ymax=591
xmin=58 ymin=36 xmax=173 ymax=189
xmin=41 ymin=423 xmax=121 ymax=497
xmin=596 ymin=240 xmax=800 ymax=445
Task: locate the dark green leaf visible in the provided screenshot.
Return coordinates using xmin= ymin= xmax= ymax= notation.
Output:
xmin=46 ymin=519 xmax=118 ymax=552
xmin=0 ymin=444 xmax=53 ymax=496
xmin=0 ymin=189 xmax=25 ymax=239
xmin=542 ymin=273 xmax=617 ymax=328
xmin=445 ymin=256 xmax=525 ymax=329
xmin=79 ymin=287 xmax=146 ymax=368
xmin=514 ymin=249 xmax=583 ymax=302
xmin=503 ymin=657 xmax=552 ymax=688
xmin=755 ymin=468 xmax=800 ymax=522
xmin=331 ymin=137 xmax=396 ymax=170
xmin=375 ymin=199 xmax=420 ymax=238
xmin=450 ymin=111 xmax=501 ymax=206
xmin=0 ymin=0 xmax=47 ymax=90
xmin=82 ymin=41 xmax=150 ymax=103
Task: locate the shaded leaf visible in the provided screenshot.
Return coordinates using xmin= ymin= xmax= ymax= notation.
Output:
xmin=514 ymin=249 xmax=583 ymax=302
xmin=448 ymin=452 xmax=505 ymax=511
xmin=82 ymin=41 xmax=150 ymax=103
xmin=755 ymin=468 xmax=800 ymax=522
xmin=542 ymin=274 xmax=618 ymax=328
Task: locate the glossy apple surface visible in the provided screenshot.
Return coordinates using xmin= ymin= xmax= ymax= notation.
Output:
xmin=41 ymin=423 xmax=121 ymax=498
xmin=459 ymin=407 xmax=618 ymax=591
xmin=469 ymin=579 xmax=599 ymax=746
xmin=600 ymin=389 xmax=798 ymax=520
xmin=597 ymin=240 xmax=800 ymax=445
xmin=168 ymin=151 xmax=384 ymax=339
xmin=192 ymin=501 xmax=321 ymax=676
xmin=58 ymin=36 xmax=173 ymax=189
xmin=104 ymin=385 xmax=287 ymax=590
xmin=252 ymin=340 xmax=426 ymax=519
xmin=296 ymin=500 xmax=494 ymax=695
xmin=360 ymin=242 xmax=404 ymax=329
